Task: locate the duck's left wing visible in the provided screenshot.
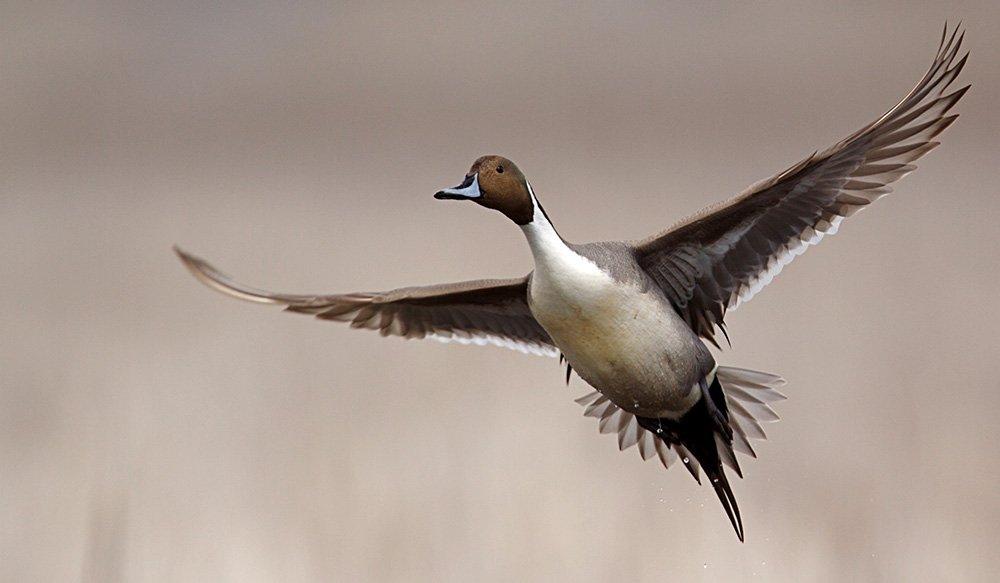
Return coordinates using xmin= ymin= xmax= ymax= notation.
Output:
xmin=175 ymin=247 xmax=558 ymax=357
xmin=633 ymin=25 xmax=969 ymax=347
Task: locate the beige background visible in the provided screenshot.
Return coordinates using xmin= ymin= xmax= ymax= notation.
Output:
xmin=3 ymin=2 xmax=999 ymax=582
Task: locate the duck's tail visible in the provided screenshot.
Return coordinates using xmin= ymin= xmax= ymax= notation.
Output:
xmin=635 ymin=366 xmax=786 ymax=542
xmin=714 ymin=366 xmax=787 ymax=462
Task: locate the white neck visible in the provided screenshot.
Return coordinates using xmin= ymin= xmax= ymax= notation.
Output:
xmin=519 ymin=182 xmax=576 ymax=270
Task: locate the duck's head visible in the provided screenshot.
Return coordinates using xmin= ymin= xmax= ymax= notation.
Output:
xmin=434 ymin=155 xmax=535 ymax=225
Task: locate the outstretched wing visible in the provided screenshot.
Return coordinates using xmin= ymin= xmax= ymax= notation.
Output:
xmin=633 ymin=25 xmax=969 ymax=346
xmin=175 ymin=247 xmax=558 ymax=357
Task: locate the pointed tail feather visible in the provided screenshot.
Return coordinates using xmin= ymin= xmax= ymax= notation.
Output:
xmin=709 ymin=465 xmax=744 ymax=542
xmin=636 ymin=380 xmax=746 ymax=541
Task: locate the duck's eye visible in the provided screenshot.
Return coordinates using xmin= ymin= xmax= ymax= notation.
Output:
xmin=496 ymin=165 xmax=504 ymax=174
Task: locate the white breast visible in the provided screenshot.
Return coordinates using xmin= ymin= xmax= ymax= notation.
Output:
xmin=519 ymin=183 xmax=615 ymax=315
xmin=520 ymin=185 xmax=703 ymax=416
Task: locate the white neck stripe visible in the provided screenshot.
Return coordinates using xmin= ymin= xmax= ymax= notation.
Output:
xmin=521 ymin=182 xmax=573 ymax=266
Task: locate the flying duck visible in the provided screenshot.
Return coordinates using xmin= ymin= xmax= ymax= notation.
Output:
xmin=176 ymin=27 xmax=968 ymax=541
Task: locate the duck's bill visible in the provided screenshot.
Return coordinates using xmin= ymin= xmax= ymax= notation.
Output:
xmin=434 ymin=173 xmax=481 ymax=200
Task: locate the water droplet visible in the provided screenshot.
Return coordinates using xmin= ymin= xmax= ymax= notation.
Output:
xmin=761 ymin=561 xmax=767 ymax=566
xmin=703 ymin=563 xmax=708 ymax=569
xmin=633 ymin=401 xmax=640 ymax=408
xmin=712 ymin=478 xmax=719 ymax=483
xmin=655 ymin=428 xmax=663 ymax=434
xmin=682 ymin=457 xmax=690 ymax=463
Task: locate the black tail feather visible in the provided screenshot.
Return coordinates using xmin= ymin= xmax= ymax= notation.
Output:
xmin=716 ymin=434 xmax=743 ymax=478
xmin=674 ymin=444 xmax=701 ymax=484
xmin=709 ymin=465 xmax=744 ymax=542
xmin=637 ymin=376 xmax=745 ymax=541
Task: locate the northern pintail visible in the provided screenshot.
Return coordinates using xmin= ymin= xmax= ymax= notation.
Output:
xmin=177 ymin=27 xmax=968 ymax=541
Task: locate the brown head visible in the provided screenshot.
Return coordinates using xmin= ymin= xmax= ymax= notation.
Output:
xmin=434 ymin=155 xmax=535 ymax=225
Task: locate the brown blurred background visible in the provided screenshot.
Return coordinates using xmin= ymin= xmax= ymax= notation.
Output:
xmin=3 ymin=2 xmax=999 ymax=581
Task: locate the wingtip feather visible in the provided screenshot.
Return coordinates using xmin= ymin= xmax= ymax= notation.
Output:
xmin=173 ymin=246 xmax=298 ymax=305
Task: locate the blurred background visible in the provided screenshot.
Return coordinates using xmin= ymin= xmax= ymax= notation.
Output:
xmin=3 ymin=2 xmax=999 ymax=581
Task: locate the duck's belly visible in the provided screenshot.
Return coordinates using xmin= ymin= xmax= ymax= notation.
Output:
xmin=530 ymin=277 xmax=710 ymax=418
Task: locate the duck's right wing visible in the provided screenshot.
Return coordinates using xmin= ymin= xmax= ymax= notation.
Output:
xmin=175 ymin=247 xmax=558 ymax=357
